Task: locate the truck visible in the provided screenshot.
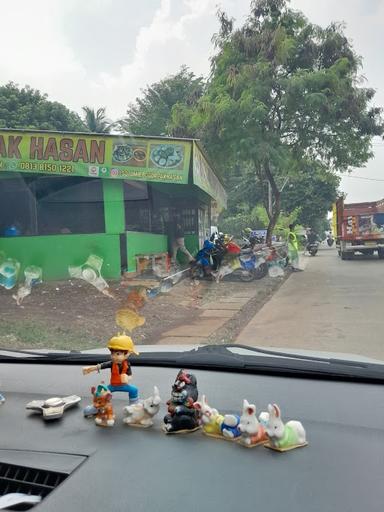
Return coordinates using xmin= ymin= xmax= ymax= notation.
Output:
xmin=334 ymin=197 xmax=384 ymax=260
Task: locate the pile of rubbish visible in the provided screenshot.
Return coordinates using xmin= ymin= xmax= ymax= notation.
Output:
xmin=191 ymin=232 xmax=289 ymax=283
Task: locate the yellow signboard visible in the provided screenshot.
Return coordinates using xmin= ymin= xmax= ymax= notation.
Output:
xmin=0 ymin=130 xmax=191 ymax=184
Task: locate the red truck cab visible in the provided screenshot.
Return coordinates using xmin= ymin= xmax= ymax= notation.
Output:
xmin=335 ymin=197 xmax=384 ymax=260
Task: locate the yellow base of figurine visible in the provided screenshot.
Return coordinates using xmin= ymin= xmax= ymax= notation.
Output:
xmin=162 ymin=426 xmax=201 ymax=435
xmin=203 ymin=432 xmax=239 ymax=442
xmin=264 ymin=441 xmax=308 ymax=452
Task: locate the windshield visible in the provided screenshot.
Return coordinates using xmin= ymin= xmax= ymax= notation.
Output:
xmin=1 ymin=0 xmax=384 ymax=368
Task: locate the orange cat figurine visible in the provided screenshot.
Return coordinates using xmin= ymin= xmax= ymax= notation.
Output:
xmin=91 ymin=384 xmax=115 ymax=427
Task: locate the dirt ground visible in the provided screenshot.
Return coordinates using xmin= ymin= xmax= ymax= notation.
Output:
xmin=0 ymin=271 xmax=287 ymax=351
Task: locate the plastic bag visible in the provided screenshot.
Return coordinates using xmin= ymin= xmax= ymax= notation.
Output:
xmin=268 ymin=262 xmax=284 ymax=278
xmin=13 ymin=266 xmax=43 ymax=305
xmin=0 ymin=259 xmax=20 ymax=290
xmin=68 ymin=254 xmax=110 ymax=294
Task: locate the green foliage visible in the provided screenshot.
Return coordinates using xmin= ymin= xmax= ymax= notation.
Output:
xmin=82 ymin=106 xmax=112 ymax=133
xmin=252 ymin=205 xmax=301 ymax=236
xmin=281 ymin=164 xmax=340 ymax=228
xmin=119 ymin=66 xmax=204 ymax=137
xmin=173 ymin=0 xmax=383 ymax=242
xmin=219 ymin=203 xmax=299 ymax=237
xmin=0 ymin=82 xmax=84 ymax=131
xmin=219 ymin=207 xmax=264 ymax=235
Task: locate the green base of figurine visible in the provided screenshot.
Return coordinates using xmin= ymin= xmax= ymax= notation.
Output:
xmin=264 ymin=441 xmax=308 ymax=452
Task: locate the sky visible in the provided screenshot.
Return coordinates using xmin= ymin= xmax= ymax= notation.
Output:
xmin=1 ymin=0 xmax=384 ymax=202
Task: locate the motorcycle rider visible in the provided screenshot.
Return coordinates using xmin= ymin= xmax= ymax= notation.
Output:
xmin=195 ymin=239 xmax=216 ymax=276
xmin=305 ymin=228 xmax=319 ymax=255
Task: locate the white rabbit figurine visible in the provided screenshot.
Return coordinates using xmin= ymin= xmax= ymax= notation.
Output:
xmin=238 ymin=399 xmax=269 ymax=447
xmin=265 ymin=403 xmax=307 ymax=451
xmin=193 ymin=395 xmax=241 ymax=440
xmin=193 ymin=395 xmax=224 ymax=436
xmin=123 ymin=386 xmax=161 ymax=428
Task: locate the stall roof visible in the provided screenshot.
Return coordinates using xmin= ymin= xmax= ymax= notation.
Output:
xmin=0 ymin=128 xmax=227 ymax=209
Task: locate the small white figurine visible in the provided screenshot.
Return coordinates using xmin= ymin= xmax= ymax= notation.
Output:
xmin=238 ymin=399 xmax=269 ymax=447
xmin=123 ymin=386 xmax=161 ymax=428
xmin=264 ymin=403 xmax=307 ymax=451
xmin=193 ymin=395 xmax=224 ymax=437
xmin=193 ymin=395 xmax=241 ymax=439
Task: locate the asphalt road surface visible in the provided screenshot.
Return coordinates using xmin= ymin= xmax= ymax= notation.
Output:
xmin=237 ymin=244 xmax=384 ymax=361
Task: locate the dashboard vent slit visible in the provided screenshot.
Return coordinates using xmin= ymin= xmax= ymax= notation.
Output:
xmin=0 ymin=462 xmax=67 ymax=510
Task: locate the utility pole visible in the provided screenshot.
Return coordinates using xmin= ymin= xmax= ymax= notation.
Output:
xmin=268 ymin=181 xmax=273 ymax=217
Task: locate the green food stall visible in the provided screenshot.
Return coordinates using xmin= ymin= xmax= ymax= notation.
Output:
xmin=0 ymin=129 xmax=227 ymax=280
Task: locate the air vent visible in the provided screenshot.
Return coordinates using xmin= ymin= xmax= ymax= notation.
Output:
xmin=0 ymin=462 xmax=67 ymax=510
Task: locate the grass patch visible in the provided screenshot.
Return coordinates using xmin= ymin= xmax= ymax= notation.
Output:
xmin=0 ymin=319 xmax=100 ymax=350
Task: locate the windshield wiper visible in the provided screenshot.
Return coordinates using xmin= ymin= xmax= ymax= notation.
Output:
xmin=1 ymin=345 xmax=384 ymax=383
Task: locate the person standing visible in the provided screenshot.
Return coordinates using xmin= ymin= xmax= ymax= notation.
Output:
xmin=169 ymin=219 xmax=195 ymax=264
xmin=288 ymin=224 xmax=302 ymax=271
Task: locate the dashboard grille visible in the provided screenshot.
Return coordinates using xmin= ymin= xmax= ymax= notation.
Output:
xmin=0 ymin=462 xmax=67 ymax=509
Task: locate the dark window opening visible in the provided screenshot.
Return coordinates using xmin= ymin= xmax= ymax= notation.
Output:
xmin=36 ymin=177 xmax=105 ymax=235
xmin=124 ymin=181 xmax=152 ymax=232
xmin=0 ymin=175 xmax=105 ymax=236
xmin=0 ymin=176 xmax=36 ymax=236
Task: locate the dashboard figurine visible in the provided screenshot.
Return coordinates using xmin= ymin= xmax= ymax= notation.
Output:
xmin=193 ymin=395 xmax=241 ymax=440
xmin=264 ymin=403 xmax=308 ymax=452
xmin=193 ymin=395 xmax=224 ymax=437
xmin=92 ymin=384 xmax=115 ymax=427
xmin=238 ymin=399 xmax=269 ymax=447
xmin=220 ymin=414 xmax=242 ymax=440
xmin=26 ymin=395 xmax=81 ymax=421
xmin=82 ymin=334 xmax=139 ymax=417
xmin=123 ymin=386 xmax=161 ymax=428
xmin=163 ymin=370 xmax=200 ymax=434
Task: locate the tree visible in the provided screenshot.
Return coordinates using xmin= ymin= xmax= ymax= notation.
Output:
xmin=0 ymin=82 xmax=84 ymax=131
xmin=280 ymin=164 xmax=340 ymax=229
xmin=119 ymin=66 xmax=204 ymax=136
xmin=181 ymin=0 xmax=383 ymax=243
xmin=82 ymin=106 xmax=112 ymax=133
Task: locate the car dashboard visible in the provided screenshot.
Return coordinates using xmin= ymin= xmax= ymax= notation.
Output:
xmin=0 ymin=362 xmax=383 ymax=511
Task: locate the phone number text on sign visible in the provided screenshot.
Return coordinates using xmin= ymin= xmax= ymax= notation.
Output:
xmin=19 ymin=161 xmax=74 ymax=173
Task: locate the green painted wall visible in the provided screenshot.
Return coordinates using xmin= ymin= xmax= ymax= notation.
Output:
xmin=102 ymin=179 xmax=125 ymax=234
xmin=126 ymin=231 xmax=168 ymax=272
xmin=0 ymin=234 xmax=121 ymax=280
xmin=184 ymin=234 xmax=199 ymax=259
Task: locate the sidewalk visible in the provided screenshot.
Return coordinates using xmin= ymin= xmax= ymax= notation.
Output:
xmin=158 ymin=288 xmax=257 ymax=345
xmin=235 ymin=254 xmax=313 ymax=347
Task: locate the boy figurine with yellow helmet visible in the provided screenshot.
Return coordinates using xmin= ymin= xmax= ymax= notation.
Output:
xmin=82 ymin=334 xmax=139 ymax=417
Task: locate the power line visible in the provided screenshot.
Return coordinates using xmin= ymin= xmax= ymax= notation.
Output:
xmin=342 ymin=175 xmax=384 ymax=182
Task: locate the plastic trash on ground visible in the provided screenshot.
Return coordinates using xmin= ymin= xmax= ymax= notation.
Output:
xmin=0 ymin=258 xmax=20 ymax=290
xmin=12 ymin=266 xmax=43 ymax=306
xmin=69 ymin=254 xmax=111 ymax=296
xmin=24 ymin=265 xmax=42 ymax=286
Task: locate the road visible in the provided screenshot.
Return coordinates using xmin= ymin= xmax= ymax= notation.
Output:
xmin=237 ymin=244 xmax=384 ymax=360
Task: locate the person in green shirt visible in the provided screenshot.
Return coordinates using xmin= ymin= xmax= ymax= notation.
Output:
xmin=287 ymin=224 xmax=302 ymax=271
